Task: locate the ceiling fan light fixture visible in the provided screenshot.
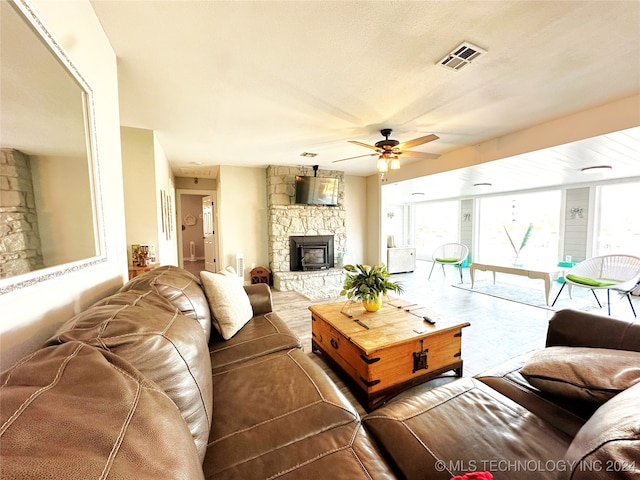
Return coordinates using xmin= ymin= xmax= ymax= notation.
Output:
xmin=334 ymin=128 xmax=439 ymax=173
xmin=580 ymin=165 xmax=612 ymax=174
xmin=377 ymin=156 xmax=389 ymax=173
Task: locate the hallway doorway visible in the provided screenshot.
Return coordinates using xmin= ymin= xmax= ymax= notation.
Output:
xmin=176 ymin=189 xmax=216 ymax=272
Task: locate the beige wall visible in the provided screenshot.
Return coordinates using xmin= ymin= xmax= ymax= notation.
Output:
xmin=121 ymin=127 xmax=156 ymax=264
xmin=217 ymin=166 xmax=269 ymax=282
xmin=0 ymin=0 xmax=127 ymax=369
xmin=344 ymin=175 xmax=367 ymax=265
xmin=365 ymin=174 xmax=383 ymax=265
xmin=121 ymin=127 xmax=177 ymax=266
xmin=153 ymin=133 xmax=177 ymax=266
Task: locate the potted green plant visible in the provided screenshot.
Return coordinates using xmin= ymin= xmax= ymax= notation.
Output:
xmin=340 ymin=263 xmax=404 ymax=312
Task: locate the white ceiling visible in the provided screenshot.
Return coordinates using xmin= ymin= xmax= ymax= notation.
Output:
xmin=89 ymin=1 xmax=640 ymax=194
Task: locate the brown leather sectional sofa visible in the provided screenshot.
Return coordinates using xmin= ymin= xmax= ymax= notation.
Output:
xmin=1 ymin=266 xmax=638 ymax=479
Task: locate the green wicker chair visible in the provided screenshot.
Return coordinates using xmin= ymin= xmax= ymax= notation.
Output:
xmin=551 ymin=254 xmax=640 ymax=316
xmin=428 ymin=243 xmax=469 ymax=283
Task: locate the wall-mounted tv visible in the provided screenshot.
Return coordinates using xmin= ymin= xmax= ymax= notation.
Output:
xmin=295 ymin=176 xmax=339 ymax=206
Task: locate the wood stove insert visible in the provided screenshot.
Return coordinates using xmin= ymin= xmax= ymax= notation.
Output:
xmin=290 ymin=235 xmax=334 ymax=271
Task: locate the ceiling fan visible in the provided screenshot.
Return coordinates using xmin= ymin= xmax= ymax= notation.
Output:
xmin=332 ymin=128 xmax=440 ymax=172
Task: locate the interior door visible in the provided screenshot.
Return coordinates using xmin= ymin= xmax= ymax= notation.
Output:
xmin=202 ymin=196 xmax=217 ymax=272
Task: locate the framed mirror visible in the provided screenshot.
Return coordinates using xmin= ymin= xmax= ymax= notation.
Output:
xmin=0 ymin=0 xmax=105 ymax=295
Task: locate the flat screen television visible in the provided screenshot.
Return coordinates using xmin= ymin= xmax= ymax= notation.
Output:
xmin=295 ymin=176 xmax=339 ymax=206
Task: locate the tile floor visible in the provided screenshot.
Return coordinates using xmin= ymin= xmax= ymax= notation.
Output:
xmin=391 ymin=261 xmax=549 ymax=375
xmin=397 ymin=261 xmax=638 ymax=373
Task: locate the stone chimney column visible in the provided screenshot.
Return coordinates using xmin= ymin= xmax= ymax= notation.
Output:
xmin=1 ymin=149 xmax=45 ymax=278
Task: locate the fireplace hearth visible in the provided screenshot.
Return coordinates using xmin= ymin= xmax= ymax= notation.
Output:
xmin=290 ymin=235 xmax=334 ymax=271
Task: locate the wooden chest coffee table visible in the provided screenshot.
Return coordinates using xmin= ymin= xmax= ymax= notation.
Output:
xmin=309 ymin=299 xmax=470 ymax=411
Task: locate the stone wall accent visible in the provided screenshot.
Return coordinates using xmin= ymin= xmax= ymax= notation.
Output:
xmin=0 ymin=149 xmax=45 ymax=278
xmin=268 ymin=205 xmax=346 ymax=272
xmin=266 ymin=165 xmax=345 ymax=207
xmin=273 ymin=269 xmax=344 ymax=301
xmin=266 ymin=165 xmax=346 ymax=296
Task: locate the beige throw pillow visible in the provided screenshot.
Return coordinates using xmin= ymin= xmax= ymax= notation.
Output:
xmin=521 ymin=346 xmax=640 ymax=404
xmin=200 ymin=268 xmax=253 ymax=340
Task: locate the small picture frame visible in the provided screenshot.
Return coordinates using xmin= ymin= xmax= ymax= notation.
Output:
xmin=131 ymin=244 xmax=140 ymax=266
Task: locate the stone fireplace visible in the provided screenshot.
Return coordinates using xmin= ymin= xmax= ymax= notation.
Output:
xmin=266 ymin=166 xmax=346 ymax=298
xmin=290 ymin=235 xmax=334 ymax=271
xmin=0 ymin=149 xmax=45 ymax=278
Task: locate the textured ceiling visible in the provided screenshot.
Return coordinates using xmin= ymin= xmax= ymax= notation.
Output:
xmin=89 ymin=1 xmax=640 ymax=189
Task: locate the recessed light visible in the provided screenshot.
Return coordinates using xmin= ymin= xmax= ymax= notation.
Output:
xmin=580 ymin=165 xmax=612 ymax=174
xmin=473 ymin=182 xmax=492 ymax=188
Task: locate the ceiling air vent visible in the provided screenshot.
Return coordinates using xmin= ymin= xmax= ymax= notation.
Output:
xmin=438 ymin=42 xmax=486 ymax=71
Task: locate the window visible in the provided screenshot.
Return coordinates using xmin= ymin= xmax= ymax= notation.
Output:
xmin=412 ymin=201 xmax=459 ymax=260
xmin=596 ymin=181 xmax=640 ymax=256
xmin=478 ymin=191 xmax=561 ymax=264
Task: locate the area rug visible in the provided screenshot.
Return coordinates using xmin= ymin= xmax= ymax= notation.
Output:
xmin=452 ymin=279 xmax=610 ymax=312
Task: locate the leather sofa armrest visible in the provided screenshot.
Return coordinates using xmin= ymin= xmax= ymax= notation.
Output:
xmin=243 ymin=283 xmax=273 ymax=316
xmin=546 ymin=309 xmax=640 ymax=352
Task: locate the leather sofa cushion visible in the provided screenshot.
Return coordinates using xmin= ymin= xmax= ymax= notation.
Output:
xmin=547 ymin=309 xmax=640 ymax=352
xmin=521 ymin=346 xmax=640 ymax=404
xmin=243 ymin=282 xmax=274 ymax=316
xmin=209 ymin=311 xmax=301 ymax=373
xmin=121 ymin=265 xmax=211 ymax=341
xmin=50 ymin=303 xmax=213 ymax=462
xmin=204 ymin=348 xmax=394 ymax=479
xmin=93 ymin=289 xmax=179 ymax=313
xmin=476 ymin=353 xmax=595 ymax=437
xmin=0 ymin=342 xmax=204 ymax=479
xmin=560 ymin=382 xmax=640 ymax=480
xmin=363 ymin=377 xmax=572 ymax=480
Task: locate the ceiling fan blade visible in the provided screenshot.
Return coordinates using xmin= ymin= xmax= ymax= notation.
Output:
xmin=398 ymin=134 xmax=439 ymax=150
xmin=400 ymin=150 xmax=441 ymax=160
xmin=332 ymin=153 xmax=378 ymax=163
xmin=348 ymin=140 xmax=380 ymax=151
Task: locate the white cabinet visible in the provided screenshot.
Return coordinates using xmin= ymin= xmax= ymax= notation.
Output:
xmin=387 ymin=247 xmax=416 ymax=274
